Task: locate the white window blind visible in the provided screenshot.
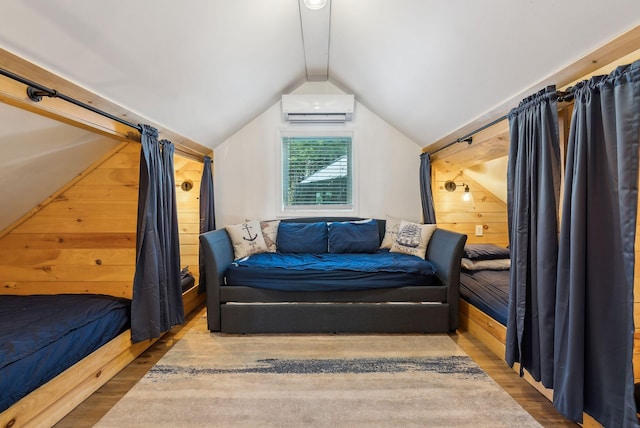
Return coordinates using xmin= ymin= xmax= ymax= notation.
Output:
xmin=282 ymin=135 xmax=353 ymax=209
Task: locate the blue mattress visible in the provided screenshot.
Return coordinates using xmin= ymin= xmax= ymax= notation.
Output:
xmin=459 ymin=269 xmax=510 ymax=326
xmin=226 ymin=252 xmax=437 ymax=292
xmin=0 ymin=294 xmax=130 ymax=412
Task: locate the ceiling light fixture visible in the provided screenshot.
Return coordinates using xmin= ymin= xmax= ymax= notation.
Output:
xmin=303 ymin=0 xmax=327 ymax=10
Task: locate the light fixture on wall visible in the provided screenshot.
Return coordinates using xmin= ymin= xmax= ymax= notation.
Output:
xmin=461 ymin=185 xmax=473 ymax=203
xmin=444 ymin=180 xmax=475 ymax=205
xmin=303 ymin=0 xmax=328 ymax=10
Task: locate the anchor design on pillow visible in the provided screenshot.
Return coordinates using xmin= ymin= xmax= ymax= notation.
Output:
xmin=242 ymin=223 xmax=258 ymax=241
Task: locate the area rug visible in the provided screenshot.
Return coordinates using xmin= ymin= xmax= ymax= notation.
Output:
xmin=96 ymin=314 xmax=541 ymax=427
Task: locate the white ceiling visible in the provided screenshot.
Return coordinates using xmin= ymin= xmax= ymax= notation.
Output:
xmin=0 ymin=102 xmax=119 ymax=230
xmin=0 ymin=0 xmax=637 ymax=152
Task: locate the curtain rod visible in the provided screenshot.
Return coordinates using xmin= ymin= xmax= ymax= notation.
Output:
xmin=429 ymin=88 xmax=575 ymax=156
xmin=0 ymin=67 xmax=207 ymax=162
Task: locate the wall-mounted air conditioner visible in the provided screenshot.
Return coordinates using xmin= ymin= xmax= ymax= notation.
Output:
xmin=282 ymin=94 xmax=354 ymax=123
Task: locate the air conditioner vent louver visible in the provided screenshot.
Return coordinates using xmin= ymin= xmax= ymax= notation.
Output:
xmin=282 ymin=94 xmax=354 ymax=123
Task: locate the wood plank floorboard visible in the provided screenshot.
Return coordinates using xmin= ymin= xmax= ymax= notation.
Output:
xmin=56 ymin=305 xmax=578 ymax=427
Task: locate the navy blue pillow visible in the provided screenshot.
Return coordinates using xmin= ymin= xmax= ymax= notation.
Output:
xmin=463 ymin=244 xmax=510 ymax=261
xmin=328 ymin=219 xmax=380 ymax=254
xmin=277 ymin=222 xmax=328 ymax=253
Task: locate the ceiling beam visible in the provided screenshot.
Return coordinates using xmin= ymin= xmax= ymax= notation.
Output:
xmin=298 ymin=0 xmax=331 ymax=81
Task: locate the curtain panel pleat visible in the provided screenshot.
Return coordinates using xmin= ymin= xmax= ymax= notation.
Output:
xmin=419 ymin=152 xmax=437 ymax=224
xmin=131 ymin=125 xmax=184 ymax=343
xmin=199 ymin=155 xmax=216 ymax=293
xmin=505 ymin=86 xmax=561 ymax=389
xmin=553 ymin=60 xmax=640 ymax=427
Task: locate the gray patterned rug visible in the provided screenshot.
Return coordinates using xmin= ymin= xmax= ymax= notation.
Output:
xmin=96 ymin=314 xmax=541 ymax=427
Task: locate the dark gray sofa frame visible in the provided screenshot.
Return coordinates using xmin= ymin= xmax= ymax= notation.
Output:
xmin=200 ymin=217 xmax=467 ymax=334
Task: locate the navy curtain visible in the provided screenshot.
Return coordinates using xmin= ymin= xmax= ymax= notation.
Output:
xmin=420 ymin=152 xmax=437 ymax=224
xmin=198 ymin=155 xmax=215 ymax=293
xmin=131 ymin=125 xmax=185 ymax=343
xmin=553 ymin=61 xmax=640 ymax=427
xmin=505 ymin=86 xmax=561 ymax=388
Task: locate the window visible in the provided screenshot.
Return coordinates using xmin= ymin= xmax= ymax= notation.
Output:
xmin=281 ymin=132 xmax=355 ymax=213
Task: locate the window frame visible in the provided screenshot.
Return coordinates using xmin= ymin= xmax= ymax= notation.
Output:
xmin=277 ymin=127 xmax=358 ymax=217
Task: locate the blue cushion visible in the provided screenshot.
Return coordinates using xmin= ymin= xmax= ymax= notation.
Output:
xmin=463 ymin=244 xmax=510 ymax=261
xmin=328 ymin=219 xmax=380 ymax=253
xmin=277 ymin=222 xmax=328 ymax=253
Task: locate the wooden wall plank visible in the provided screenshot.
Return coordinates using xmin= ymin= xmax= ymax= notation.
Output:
xmin=0 ymin=248 xmax=136 ymax=265
xmin=79 ymin=168 xmax=139 ymax=186
xmin=1 ymin=265 xmax=135 ymax=282
xmin=99 ymin=151 xmax=141 ymax=169
xmin=2 ymin=282 xmax=132 ymax=298
xmin=433 ymin=167 xmax=509 ymax=247
xmin=177 ymin=212 xmax=199 ymax=223
xmin=15 ymin=216 xmax=136 ymax=234
xmin=0 ymin=142 xmax=138 ymax=296
xmin=33 ymin=201 xmax=139 ymax=217
xmin=0 ymin=143 xmax=204 ymax=296
xmin=56 ymin=186 xmax=139 ymax=201
xmin=0 ymin=233 xmax=136 ymax=249
xmin=175 ymin=157 xmax=203 ymax=285
xmin=180 ymin=244 xmax=200 ymax=256
xmin=179 ymin=234 xmax=200 ymax=246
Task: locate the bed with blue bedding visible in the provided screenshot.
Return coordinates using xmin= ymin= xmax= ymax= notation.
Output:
xmin=457 ymin=244 xmax=511 ymax=326
xmin=200 ymin=217 xmax=467 ymax=334
xmin=227 ymin=251 xmax=437 ymax=291
xmin=459 ymin=269 xmax=510 ymax=326
xmin=0 ymin=294 xmax=130 ymax=413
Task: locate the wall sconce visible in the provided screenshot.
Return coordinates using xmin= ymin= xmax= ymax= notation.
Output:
xmin=444 ymin=180 xmax=475 ymax=205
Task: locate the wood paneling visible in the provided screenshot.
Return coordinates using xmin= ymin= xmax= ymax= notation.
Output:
xmin=432 ymin=167 xmax=508 ymax=247
xmin=0 ymin=141 xmax=204 ymax=297
xmin=175 ymin=156 xmax=203 ymax=285
xmin=431 ymin=120 xmax=509 ymax=171
xmin=0 ymin=142 xmax=137 ymax=297
xmin=0 ymin=233 xmax=136 ymax=249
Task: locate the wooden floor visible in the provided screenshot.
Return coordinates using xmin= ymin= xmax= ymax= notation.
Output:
xmin=56 ymin=305 xmax=578 ymax=427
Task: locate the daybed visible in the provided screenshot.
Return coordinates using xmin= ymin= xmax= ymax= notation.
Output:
xmin=200 ymin=217 xmax=467 ymax=334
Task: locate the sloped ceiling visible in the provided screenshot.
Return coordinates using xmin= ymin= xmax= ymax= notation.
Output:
xmin=0 ymin=103 xmax=119 ymax=231
xmin=0 ymin=0 xmax=637 ymax=152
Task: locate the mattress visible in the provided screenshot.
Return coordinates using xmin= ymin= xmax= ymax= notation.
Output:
xmin=0 ymin=294 xmax=130 ymax=412
xmin=226 ymin=252 xmax=437 ymax=292
xmin=459 ymin=269 xmax=510 ymax=326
